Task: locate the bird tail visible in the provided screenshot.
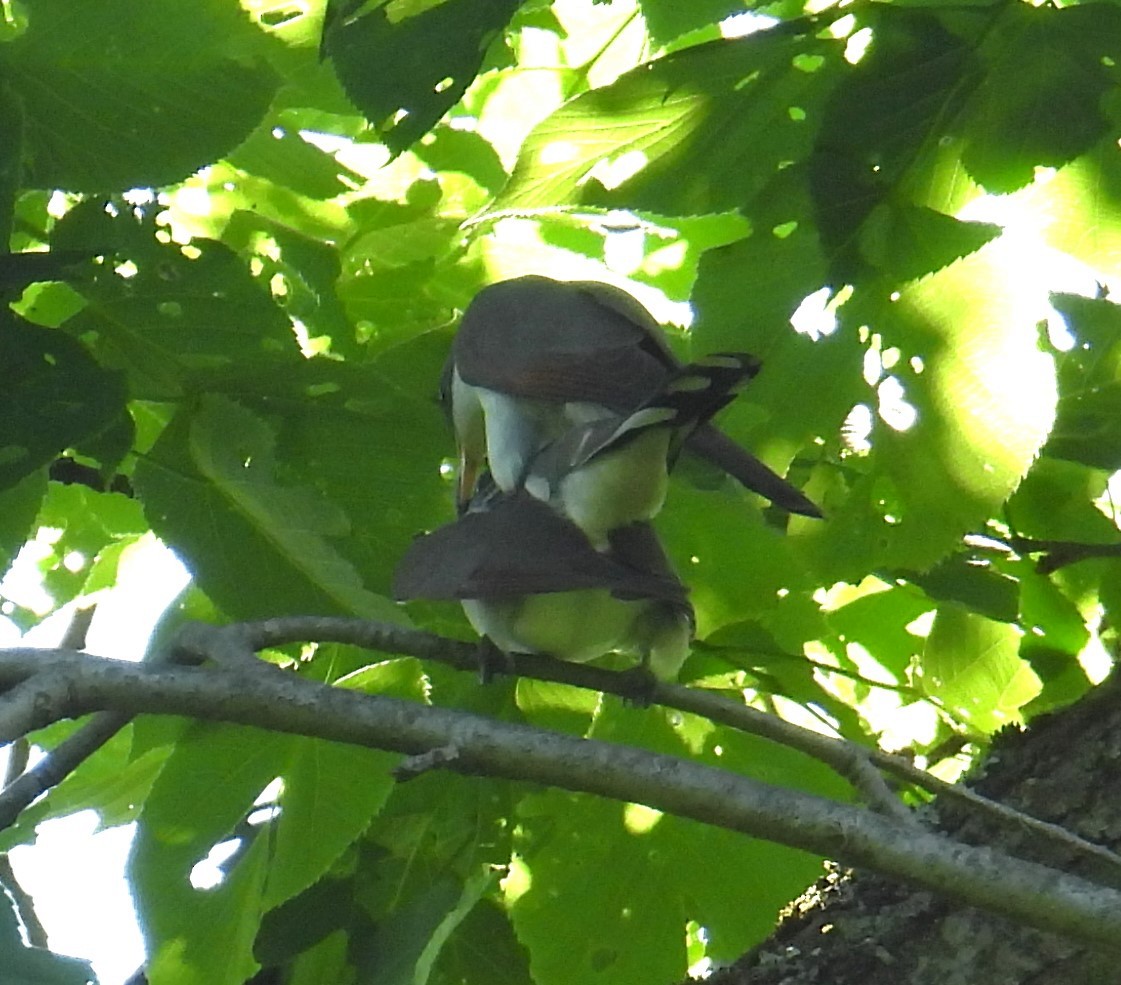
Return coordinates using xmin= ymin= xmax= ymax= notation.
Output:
xmin=579 ymin=352 xmax=760 ymax=460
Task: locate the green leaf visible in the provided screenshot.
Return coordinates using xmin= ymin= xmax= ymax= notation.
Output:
xmin=1025 ymin=138 xmax=1121 ymax=274
xmin=961 ymin=4 xmax=1121 ymax=193
xmin=1046 ymin=293 xmax=1121 ymax=470
xmin=0 ymin=469 xmax=46 ymax=577
xmin=266 ymin=335 xmax=455 ymax=597
xmin=262 ymin=660 xmax=424 ymax=910
xmin=896 ymin=552 xmax=1019 ymax=624
xmin=1047 ymin=381 xmax=1121 ymax=471
xmin=657 ymin=483 xmax=814 ymax=638
xmin=690 ymin=168 xmax=831 ymax=345
xmin=825 ymin=584 xmax=932 ymax=681
xmin=228 ymin=125 xmax=363 ymax=201
xmin=921 ymin=604 xmax=1041 ymax=732
xmin=0 ymin=725 xmax=168 ymax=852
xmin=495 ymin=31 xmax=844 ymax=216
xmin=1008 ymin=457 xmax=1117 ymax=543
xmin=0 ymin=311 xmax=129 ymax=490
xmin=359 ymin=871 xmax=494 ymax=985
xmin=811 ymin=8 xmax=982 ymax=277
xmin=1 ymin=0 xmax=278 ymax=192
xmin=326 ymin=0 xmax=521 ymax=156
xmin=134 ymin=394 xmax=407 ymax=622
xmin=856 ymin=203 xmax=1000 ymax=284
xmin=638 ymin=0 xmax=745 ymax=45
xmin=414 ymin=124 xmax=508 ymax=196
xmin=223 ymin=211 xmax=358 ymax=360
xmin=509 ymin=705 xmax=844 ymax=984
xmin=804 ymin=245 xmax=1058 ymax=576
xmin=254 ymin=877 xmax=355 ymax=968
xmin=54 ymin=206 xmax=297 ymax=401
xmin=432 ymin=898 xmax=533 ymax=985
xmin=130 ymin=724 xmax=289 ymax=985
xmin=0 ymin=886 xmax=97 ymax=985
xmin=0 ymin=79 xmax=24 ymax=246
xmin=1052 ymin=293 xmax=1121 ymax=391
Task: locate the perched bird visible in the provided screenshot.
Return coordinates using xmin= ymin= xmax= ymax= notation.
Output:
xmin=444 ymin=274 xmax=821 ymax=519
xmin=520 ymin=352 xmax=759 ymax=548
xmin=392 ymin=485 xmax=694 ymax=682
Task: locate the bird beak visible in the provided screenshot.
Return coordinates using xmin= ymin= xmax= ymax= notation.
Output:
xmin=456 ymin=447 xmax=481 ymax=514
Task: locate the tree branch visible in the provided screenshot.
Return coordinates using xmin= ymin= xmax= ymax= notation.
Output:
xmin=0 ymin=644 xmax=1120 ymax=950
xmin=204 ymin=617 xmax=1121 ymax=874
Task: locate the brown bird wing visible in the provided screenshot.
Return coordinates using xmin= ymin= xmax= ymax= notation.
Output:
xmin=452 ymin=275 xmax=675 ymax=409
xmin=394 ymin=491 xmax=637 ymax=600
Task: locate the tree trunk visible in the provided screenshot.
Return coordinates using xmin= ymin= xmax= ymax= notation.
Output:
xmin=708 ymin=673 xmax=1121 ymax=984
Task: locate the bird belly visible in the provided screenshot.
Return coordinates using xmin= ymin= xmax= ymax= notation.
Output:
xmin=557 ymin=429 xmax=671 ymax=547
xmin=462 ymin=590 xmax=636 ymax=663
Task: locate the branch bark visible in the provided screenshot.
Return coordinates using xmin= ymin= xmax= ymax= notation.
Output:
xmin=0 ymin=642 xmax=1120 ymax=952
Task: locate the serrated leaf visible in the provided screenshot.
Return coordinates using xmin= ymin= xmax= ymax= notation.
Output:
xmin=326 ymin=0 xmax=521 ymax=156
xmin=433 ymin=898 xmax=533 ymax=985
xmin=825 ymin=585 xmax=932 ymax=680
xmin=961 ymin=5 xmax=1121 ymax=193
xmin=262 ymin=660 xmax=425 ymax=910
xmin=1047 ymin=381 xmax=1121 ymax=471
xmin=360 ymin=872 xmax=493 ymax=985
xmin=896 ymin=553 xmax=1019 ymax=623
xmin=804 ymin=243 xmax=1058 ymax=576
xmin=0 ymin=469 xmax=45 ymax=576
xmin=857 ymin=203 xmax=1000 ymax=283
xmin=1046 ymin=294 xmax=1121 ymax=470
xmin=228 ymin=125 xmax=363 ymax=201
xmin=53 ymin=207 xmax=297 ymax=402
xmin=2 ymin=0 xmax=278 ymax=191
xmin=509 ymin=706 xmax=844 ymax=984
xmin=638 ymin=0 xmax=744 ymax=45
xmin=130 ymin=724 xmax=288 ymax=985
xmin=134 ymin=394 xmax=407 ymax=622
xmin=921 ymin=604 xmax=1040 ymax=732
xmin=0 ymin=727 xmax=168 ymax=853
xmin=495 ymin=31 xmax=843 ymax=217
xmin=0 ymin=311 xmax=130 ymax=490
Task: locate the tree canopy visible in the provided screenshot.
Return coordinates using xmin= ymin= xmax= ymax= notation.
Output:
xmin=1 ymin=0 xmax=1120 ymax=983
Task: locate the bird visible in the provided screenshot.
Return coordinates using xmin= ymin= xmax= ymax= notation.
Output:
xmin=443 ymin=274 xmax=821 ymax=519
xmin=519 ymin=351 xmax=760 ymax=548
xmin=392 ymin=483 xmax=694 ymax=682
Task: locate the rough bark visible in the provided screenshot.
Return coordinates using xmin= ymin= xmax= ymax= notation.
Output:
xmin=708 ymin=673 xmax=1121 ymax=984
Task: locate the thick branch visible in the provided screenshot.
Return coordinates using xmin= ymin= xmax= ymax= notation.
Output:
xmin=203 ymin=617 xmax=1121 ymax=872
xmin=0 ymin=646 xmax=1119 ymax=951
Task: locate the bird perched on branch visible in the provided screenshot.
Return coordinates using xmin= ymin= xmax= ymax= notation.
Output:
xmin=443 ymin=274 xmax=820 ymax=520
xmin=393 ymin=483 xmax=693 ymax=682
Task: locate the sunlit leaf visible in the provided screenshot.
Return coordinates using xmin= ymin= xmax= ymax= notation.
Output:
xmin=921 ymin=604 xmax=1040 ymax=732
xmin=495 ymin=30 xmax=844 ymax=217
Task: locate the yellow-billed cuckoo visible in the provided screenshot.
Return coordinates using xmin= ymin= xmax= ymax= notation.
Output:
xmin=519 ymin=351 xmax=759 ymax=548
xmin=393 ymin=484 xmax=693 ymax=681
xmin=444 ymin=274 xmax=821 ymax=519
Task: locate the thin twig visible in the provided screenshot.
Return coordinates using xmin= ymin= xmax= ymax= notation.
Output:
xmin=0 ymin=711 xmax=132 ymax=831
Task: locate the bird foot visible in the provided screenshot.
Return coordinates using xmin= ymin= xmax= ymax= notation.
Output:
xmin=475 ymin=636 xmax=515 ymax=684
xmin=614 ymin=664 xmax=659 ymax=707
